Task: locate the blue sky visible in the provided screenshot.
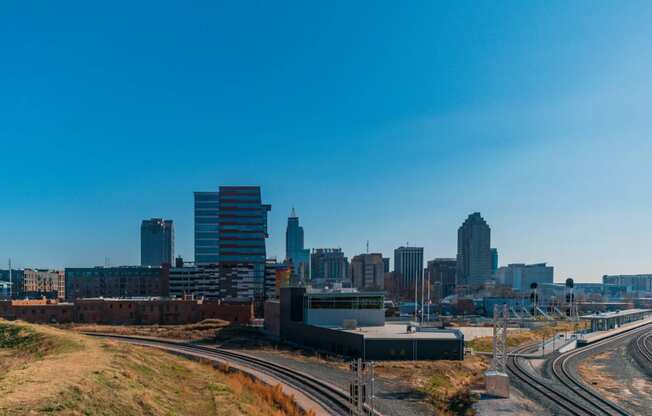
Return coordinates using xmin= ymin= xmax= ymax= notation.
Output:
xmin=2 ymin=2 xmax=652 ymax=282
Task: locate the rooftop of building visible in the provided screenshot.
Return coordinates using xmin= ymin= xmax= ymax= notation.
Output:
xmin=331 ymin=323 xmax=462 ymax=340
xmin=304 ymin=287 xmax=384 ymax=297
xmin=581 ymin=308 xmax=652 ymax=320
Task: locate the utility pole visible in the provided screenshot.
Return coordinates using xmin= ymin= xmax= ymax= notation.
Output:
xmin=8 ymin=258 xmax=12 ymax=300
xmin=426 ymin=273 xmax=431 ymax=322
xmin=421 ymin=269 xmax=425 ymax=325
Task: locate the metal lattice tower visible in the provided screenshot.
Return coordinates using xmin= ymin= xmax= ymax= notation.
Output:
xmin=492 ymin=304 xmax=508 ymax=373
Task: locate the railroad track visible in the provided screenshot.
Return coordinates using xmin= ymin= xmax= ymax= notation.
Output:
xmin=85 ymin=333 xmax=380 ymax=416
xmin=630 ymin=326 xmax=652 ymax=374
xmin=508 ymin=323 xmax=652 ymax=416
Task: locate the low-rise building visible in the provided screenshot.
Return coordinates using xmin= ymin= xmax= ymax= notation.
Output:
xmin=0 ymin=298 xmax=253 ymax=325
xmin=496 ymin=263 xmax=553 ymax=291
xmin=603 ymin=274 xmax=652 ymax=295
xmin=65 ymin=266 xmax=169 ymax=301
xmin=0 ymin=269 xmax=24 ymax=298
xmin=169 ymin=264 xmax=220 ymax=299
xmin=23 ymin=269 xmax=65 ymax=299
xmin=264 ymin=287 xmax=464 ymax=360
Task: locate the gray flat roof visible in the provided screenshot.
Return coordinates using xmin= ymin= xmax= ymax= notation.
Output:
xmin=325 ymin=323 xmax=462 ymax=340
xmin=581 ymin=308 xmax=652 ymax=320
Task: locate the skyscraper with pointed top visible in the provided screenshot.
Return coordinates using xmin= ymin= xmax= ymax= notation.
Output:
xmin=456 ymin=212 xmax=492 ymax=286
xmin=285 ymin=207 xmax=310 ymax=281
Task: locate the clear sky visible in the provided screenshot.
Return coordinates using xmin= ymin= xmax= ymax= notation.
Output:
xmin=2 ymin=1 xmax=652 ymax=282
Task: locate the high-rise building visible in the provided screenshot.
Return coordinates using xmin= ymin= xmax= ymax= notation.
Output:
xmin=393 ymin=246 xmax=424 ymax=290
xmin=350 ymin=253 xmax=385 ymax=291
xmin=456 ymin=212 xmax=492 ymax=286
xmin=426 ymin=258 xmax=457 ymax=301
xmin=285 ymin=208 xmax=310 ymax=281
xmin=194 ymin=186 xmax=271 ymax=301
xmin=194 ymin=192 xmax=220 ymax=264
xmin=382 ymin=257 xmax=390 ymax=273
xmin=311 ymin=249 xmax=348 ymax=281
xmin=491 ymin=248 xmax=498 ymax=275
xmin=495 ymin=263 xmax=553 ymax=291
xmin=141 ymin=218 xmax=175 ymax=267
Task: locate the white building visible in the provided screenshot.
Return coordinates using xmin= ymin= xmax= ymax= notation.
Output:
xmin=496 ymin=263 xmax=553 ymax=291
xmin=303 ymin=288 xmax=385 ymax=327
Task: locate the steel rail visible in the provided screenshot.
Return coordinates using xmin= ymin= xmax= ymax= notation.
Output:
xmin=508 ymin=323 xmax=652 ymax=416
xmin=85 ymin=333 xmax=381 ymax=416
xmin=507 ymin=343 xmax=593 ymax=416
xmin=551 ymin=323 xmax=652 ymax=416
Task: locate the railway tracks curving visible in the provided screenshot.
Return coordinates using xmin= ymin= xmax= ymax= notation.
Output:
xmin=508 ymin=323 xmax=652 ymax=416
xmin=85 ymin=333 xmax=380 ymax=416
xmin=630 ymin=326 xmax=652 ymax=374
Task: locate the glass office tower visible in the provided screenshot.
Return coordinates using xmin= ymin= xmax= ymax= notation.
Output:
xmin=194 ymin=186 xmax=271 ymax=301
xmin=194 ymin=192 xmax=220 ymax=264
xmin=141 ymin=218 xmax=175 ymax=266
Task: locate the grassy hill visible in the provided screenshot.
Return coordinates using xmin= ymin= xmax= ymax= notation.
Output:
xmin=0 ymin=320 xmax=305 ymax=416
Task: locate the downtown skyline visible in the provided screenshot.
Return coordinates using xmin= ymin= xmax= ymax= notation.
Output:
xmin=3 ymin=2 xmax=652 ymax=281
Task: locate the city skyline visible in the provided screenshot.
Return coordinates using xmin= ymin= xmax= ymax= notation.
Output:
xmin=3 ymin=3 xmax=652 ymax=281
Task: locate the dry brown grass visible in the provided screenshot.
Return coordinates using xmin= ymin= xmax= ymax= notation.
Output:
xmin=467 ymin=320 xmax=589 ymax=352
xmin=0 ymin=320 xmax=311 ymax=416
xmin=375 ymin=356 xmax=489 ymax=415
xmin=576 ymin=350 xmax=624 ymax=404
xmin=62 ymin=318 xmax=231 ymax=341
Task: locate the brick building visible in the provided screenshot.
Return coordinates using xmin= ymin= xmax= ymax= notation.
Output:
xmin=0 ymin=298 xmax=252 ymax=325
xmin=23 ymin=269 xmax=65 ymax=299
xmin=65 ymin=266 xmax=169 ymax=302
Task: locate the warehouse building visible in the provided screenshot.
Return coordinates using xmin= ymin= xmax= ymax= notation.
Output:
xmin=265 ymin=287 xmax=463 ymax=360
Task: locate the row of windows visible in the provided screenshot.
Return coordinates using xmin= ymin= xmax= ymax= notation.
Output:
xmin=195 ymin=209 xmax=219 ymax=216
xmin=218 ymin=217 xmax=263 ymax=224
xmin=195 ymin=217 xmax=220 ymax=224
xmin=220 ymin=202 xmax=262 ymax=209
xmin=307 ymin=296 xmax=384 ymax=310
xmin=195 ymin=239 xmax=220 ymax=247
xmin=196 ymin=247 xmax=220 ymax=255
xmin=218 ymin=233 xmax=265 ymax=239
xmin=196 ymin=255 xmax=220 ymax=263
xmin=194 ymin=202 xmax=219 ymax=209
xmin=220 ymin=225 xmax=265 ymax=231
xmin=219 ymin=193 xmax=260 ymax=200
xmin=220 ymin=255 xmax=265 ymax=262
xmin=194 ymin=193 xmax=220 ymax=202
xmin=195 ymin=232 xmax=219 ymax=239
xmin=196 ymin=225 xmax=219 ymax=232
xmin=219 ymin=247 xmax=265 ymax=254
xmin=220 ymin=243 xmax=265 ymax=248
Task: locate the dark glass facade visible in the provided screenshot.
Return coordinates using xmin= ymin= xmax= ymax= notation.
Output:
xmin=194 ymin=186 xmax=271 ymax=302
xmin=194 ymin=192 xmax=220 ymax=264
xmin=140 ymin=218 xmax=174 ymax=267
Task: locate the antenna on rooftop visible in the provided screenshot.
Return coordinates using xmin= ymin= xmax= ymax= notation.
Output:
xmin=290 ymin=206 xmax=296 ymax=217
xmin=366 ymin=240 xmax=369 ymax=254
